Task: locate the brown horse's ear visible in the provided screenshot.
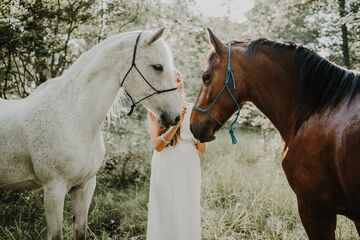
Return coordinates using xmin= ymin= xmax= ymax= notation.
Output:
xmin=207 ymin=28 xmax=225 ymax=55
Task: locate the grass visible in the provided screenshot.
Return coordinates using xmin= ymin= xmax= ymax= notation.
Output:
xmin=0 ymin=128 xmax=358 ymax=239
xmin=200 ymin=129 xmax=304 ymax=240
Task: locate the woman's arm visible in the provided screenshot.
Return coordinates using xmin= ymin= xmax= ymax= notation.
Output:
xmin=195 ymin=140 xmax=206 ymax=154
xmin=147 ymin=108 xmax=186 ymax=152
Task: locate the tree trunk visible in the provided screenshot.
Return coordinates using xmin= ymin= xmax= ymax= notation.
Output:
xmin=338 ymin=0 xmax=351 ymax=69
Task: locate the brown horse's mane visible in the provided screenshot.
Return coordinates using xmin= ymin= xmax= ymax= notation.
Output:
xmin=244 ymin=38 xmax=360 ymax=132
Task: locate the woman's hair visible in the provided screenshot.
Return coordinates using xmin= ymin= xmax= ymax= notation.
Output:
xmin=161 ymin=125 xmax=181 ymax=146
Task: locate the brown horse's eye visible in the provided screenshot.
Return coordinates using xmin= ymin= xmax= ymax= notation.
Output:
xmin=152 ymin=64 xmax=163 ymax=71
xmin=202 ymin=73 xmax=212 ymax=84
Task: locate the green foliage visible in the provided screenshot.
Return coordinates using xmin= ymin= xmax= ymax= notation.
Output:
xmin=0 ymin=0 xmax=96 ymax=98
xmin=245 ymin=0 xmax=359 ymax=69
xmin=1 ymin=0 xmax=358 ymax=114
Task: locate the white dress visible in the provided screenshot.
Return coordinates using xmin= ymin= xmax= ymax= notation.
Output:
xmin=146 ymin=103 xmax=201 ymax=240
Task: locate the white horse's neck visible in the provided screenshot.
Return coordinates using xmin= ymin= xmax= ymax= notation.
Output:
xmin=72 ymin=33 xmax=136 ymax=129
xmin=67 ymin=67 xmax=125 ymax=130
xmin=36 ymin=32 xmax=136 ymax=132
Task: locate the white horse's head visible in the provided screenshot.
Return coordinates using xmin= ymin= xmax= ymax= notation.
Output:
xmin=74 ymin=27 xmax=182 ymax=127
xmin=117 ymin=27 xmax=182 ymax=127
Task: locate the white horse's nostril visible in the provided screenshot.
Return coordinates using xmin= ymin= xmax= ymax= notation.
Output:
xmin=160 ymin=114 xmax=166 ymax=121
xmin=175 ymin=115 xmax=180 ymax=123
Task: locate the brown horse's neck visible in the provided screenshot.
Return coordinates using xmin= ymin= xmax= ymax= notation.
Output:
xmin=241 ymin=48 xmax=301 ymax=142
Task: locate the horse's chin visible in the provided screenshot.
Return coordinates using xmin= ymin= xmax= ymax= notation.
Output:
xmin=190 ymin=122 xmax=217 ymax=143
xmin=198 ymin=134 xmax=216 ymax=143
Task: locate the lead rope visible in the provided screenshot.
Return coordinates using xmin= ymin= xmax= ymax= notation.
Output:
xmin=224 ymin=42 xmax=241 ymax=144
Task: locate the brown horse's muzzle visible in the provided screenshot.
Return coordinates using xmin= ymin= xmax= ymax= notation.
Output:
xmin=190 ymin=120 xmax=216 ymax=143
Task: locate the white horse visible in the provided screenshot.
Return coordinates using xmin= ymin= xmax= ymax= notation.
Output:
xmin=0 ymin=27 xmax=181 ymax=240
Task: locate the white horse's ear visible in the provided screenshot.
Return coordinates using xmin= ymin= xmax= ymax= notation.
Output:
xmin=207 ymin=27 xmax=226 ymax=55
xmin=147 ymin=26 xmax=168 ymax=45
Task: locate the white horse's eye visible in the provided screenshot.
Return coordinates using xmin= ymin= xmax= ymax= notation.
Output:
xmin=152 ymin=64 xmax=164 ymax=71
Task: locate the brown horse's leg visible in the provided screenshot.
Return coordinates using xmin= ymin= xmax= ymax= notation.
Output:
xmin=297 ymin=199 xmax=336 ymax=240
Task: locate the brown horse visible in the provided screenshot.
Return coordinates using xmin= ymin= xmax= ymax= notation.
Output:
xmin=190 ymin=28 xmax=360 ymax=240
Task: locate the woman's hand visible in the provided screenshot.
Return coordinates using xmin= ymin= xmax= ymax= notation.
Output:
xmin=177 ymin=106 xmax=187 ymax=126
xmin=148 ymin=107 xmax=185 ymax=152
xmin=195 ymin=140 xmax=206 ymax=154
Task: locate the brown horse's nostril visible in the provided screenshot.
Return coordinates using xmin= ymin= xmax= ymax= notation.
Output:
xmin=175 ymin=115 xmax=180 ymax=123
xmin=191 ymin=121 xmax=216 ymax=142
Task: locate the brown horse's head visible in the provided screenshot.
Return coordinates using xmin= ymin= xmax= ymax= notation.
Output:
xmin=190 ymin=28 xmax=249 ymax=142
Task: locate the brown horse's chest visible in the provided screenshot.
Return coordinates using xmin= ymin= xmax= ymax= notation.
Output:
xmin=281 ymin=113 xmax=360 ymax=217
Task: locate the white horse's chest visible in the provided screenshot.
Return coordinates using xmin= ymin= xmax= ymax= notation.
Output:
xmin=24 ymin=110 xmax=106 ymax=186
xmin=58 ymin=133 xmax=105 ymax=187
xmin=68 ymin=132 xmax=105 ymax=186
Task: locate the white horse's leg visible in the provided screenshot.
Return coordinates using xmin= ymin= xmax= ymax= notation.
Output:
xmin=43 ymin=181 xmax=67 ymax=240
xmin=71 ymin=176 xmax=96 ymax=240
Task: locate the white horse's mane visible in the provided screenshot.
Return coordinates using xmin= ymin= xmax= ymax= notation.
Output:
xmin=106 ymin=86 xmax=130 ymax=122
xmin=63 ymin=31 xmax=135 ymax=78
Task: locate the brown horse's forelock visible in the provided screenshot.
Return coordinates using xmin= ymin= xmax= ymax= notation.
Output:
xmin=245 ymin=38 xmax=360 ymax=132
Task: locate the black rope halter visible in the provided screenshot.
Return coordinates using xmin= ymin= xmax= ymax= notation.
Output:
xmin=120 ymin=31 xmax=178 ymax=116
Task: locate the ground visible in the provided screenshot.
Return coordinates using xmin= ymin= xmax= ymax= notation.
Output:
xmin=0 ymin=128 xmax=358 ymax=240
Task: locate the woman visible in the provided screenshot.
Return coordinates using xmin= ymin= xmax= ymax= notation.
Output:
xmin=146 ymin=76 xmax=206 ymax=240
